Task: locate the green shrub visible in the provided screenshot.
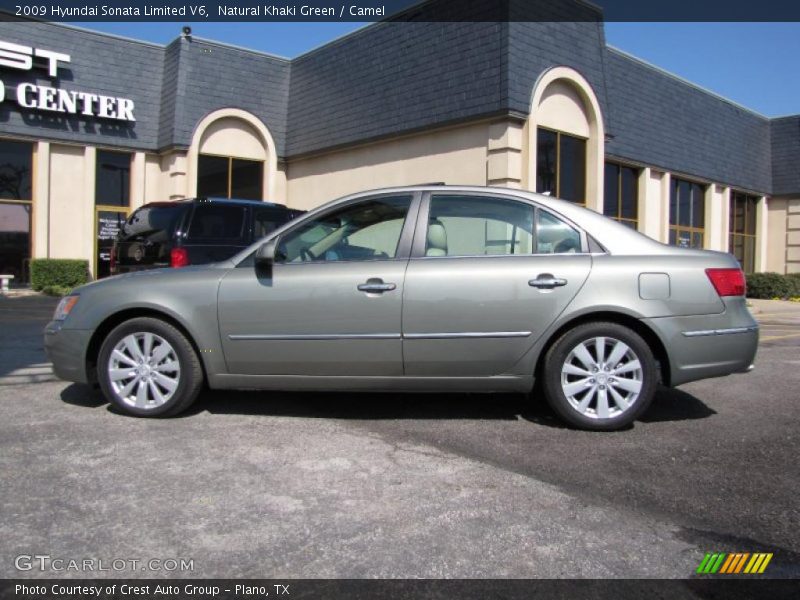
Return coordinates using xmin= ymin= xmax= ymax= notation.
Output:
xmin=40 ymin=284 xmax=76 ymax=297
xmin=29 ymin=259 xmax=89 ymax=293
xmin=746 ymin=272 xmax=800 ymax=300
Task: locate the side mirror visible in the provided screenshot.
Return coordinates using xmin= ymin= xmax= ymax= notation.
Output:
xmin=255 ymin=238 xmax=278 ymax=275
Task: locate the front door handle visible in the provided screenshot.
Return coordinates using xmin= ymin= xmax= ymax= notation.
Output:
xmin=357 ymin=278 xmax=397 ymax=293
xmin=528 ymin=274 xmax=568 ymax=289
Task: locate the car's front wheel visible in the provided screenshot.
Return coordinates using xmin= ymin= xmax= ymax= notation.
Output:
xmin=542 ymin=321 xmax=657 ymax=431
xmin=97 ymin=317 xmax=203 ymax=417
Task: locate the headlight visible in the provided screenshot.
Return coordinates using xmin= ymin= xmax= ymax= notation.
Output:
xmin=53 ymin=295 xmax=80 ymax=321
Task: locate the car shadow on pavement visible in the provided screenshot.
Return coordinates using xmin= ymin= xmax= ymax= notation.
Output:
xmin=192 ymin=389 xmax=528 ymax=421
xmin=60 ymin=383 xmax=106 ymax=408
xmin=58 ymin=381 xmax=715 ymax=428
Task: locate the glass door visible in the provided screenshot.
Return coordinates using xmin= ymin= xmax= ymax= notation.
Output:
xmin=95 ymin=208 xmax=128 ymax=279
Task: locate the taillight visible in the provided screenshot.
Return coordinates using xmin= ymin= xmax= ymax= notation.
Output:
xmin=705 ymin=268 xmax=746 ymax=297
xmin=109 ymin=245 xmax=116 ymax=272
xmin=170 ymin=247 xmax=190 ymax=268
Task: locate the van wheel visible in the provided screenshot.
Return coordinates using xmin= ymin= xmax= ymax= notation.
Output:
xmin=97 ymin=317 xmax=203 ymax=417
xmin=542 ymin=322 xmax=657 ymax=431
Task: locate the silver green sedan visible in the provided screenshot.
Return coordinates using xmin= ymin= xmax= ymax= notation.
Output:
xmin=44 ymin=186 xmax=758 ymax=430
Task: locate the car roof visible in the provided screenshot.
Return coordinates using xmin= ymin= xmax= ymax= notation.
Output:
xmin=137 ymin=197 xmax=292 ymax=210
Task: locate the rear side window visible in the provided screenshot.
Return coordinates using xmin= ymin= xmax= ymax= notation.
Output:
xmin=187 ymin=205 xmax=246 ymax=241
xmin=536 ymin=210 xmax=582 ymax=254
xmin=425 ymin=195 xmax=534 ymax=257
xmin=121 ymin=204 xmax=186 ymax=243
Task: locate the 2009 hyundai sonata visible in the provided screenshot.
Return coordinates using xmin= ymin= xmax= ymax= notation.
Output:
xmin=45 ymin=186 xmax=758 ymax=430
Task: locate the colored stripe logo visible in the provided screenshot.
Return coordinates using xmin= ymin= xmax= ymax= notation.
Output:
xmin=696 ymin=552 xmax=773 ymax=574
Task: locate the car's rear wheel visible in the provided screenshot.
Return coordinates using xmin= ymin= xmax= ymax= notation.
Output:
xmin=97 ymin=317 xmax=203 ymax=417
xmin=542 ymin=322 xmax=657 ymax=431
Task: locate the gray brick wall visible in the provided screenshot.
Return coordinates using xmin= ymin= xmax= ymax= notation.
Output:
xmin=1 ymin=13 xmax=796 ymax=197
xmin=604 ymin=49 xmax=773 ymax=195
xmin=506 ymin=20 xmax=610 ymax=120
xmin=771 ymin=116 xmax=800 ymax=196
xmin=0 ymin=20 xmax=291 ymax=154
xmin=0 ymin=20 xmax=164 ymax=151
xmin=286 ymin=20 xmax=505 ymax=156
xmin=164 ymin=38 xmax=290 ymax=154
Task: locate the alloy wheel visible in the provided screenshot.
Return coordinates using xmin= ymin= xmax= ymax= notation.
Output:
xmin=107 ymin=332 xmax=181 ymax=410
xmin=560 ymin=336 xmax=644 ymax=420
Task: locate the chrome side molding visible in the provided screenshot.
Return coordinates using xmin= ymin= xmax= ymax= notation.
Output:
xmin=682 ymin=325 xmax=759 ymax=338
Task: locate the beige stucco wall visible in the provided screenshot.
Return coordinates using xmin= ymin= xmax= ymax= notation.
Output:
xmin=536 ymin=80 xmax=591 ymax=138
xmin=285 ymin=122 xmax=492 ymax=210
xmin=48 ymin=144 xmax=90 ymax=262
xmin=199 ymin=117 xmax=267 ymax=161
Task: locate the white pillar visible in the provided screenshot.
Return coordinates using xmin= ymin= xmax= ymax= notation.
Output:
xmin=33 ymin=141 xmax=50 ymax=258
xmin=83 ymin=146 xmax=96 ymax=278
xmin=755 ymin=196 xmax=769 ymax=272
xmin=705 ymin=185 xmax=728 ymax=252
xmin=660 ymin=172 xmax=671 ymax=244
xmin=487 ymin=121 xmax=524 ymax=188
xmin=130 ymin=152 xmax=147 ymax=209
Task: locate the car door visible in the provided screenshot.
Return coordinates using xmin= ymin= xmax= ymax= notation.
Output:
xmin=217 ymin=193 xmax=418 ymax=376
xmin=402 ymin=192 xmax=592 ymax=377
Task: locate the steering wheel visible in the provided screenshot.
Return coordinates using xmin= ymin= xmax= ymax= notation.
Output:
xmin=300 ymin=247 xmax=317 ymax=262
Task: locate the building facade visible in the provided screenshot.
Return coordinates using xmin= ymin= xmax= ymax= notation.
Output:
xmin=1 ymin=5 xmax=798 ymax=282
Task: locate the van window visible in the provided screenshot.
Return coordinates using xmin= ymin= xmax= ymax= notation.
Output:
xmin=121 ymin=204 xmax=185 ymax=243
xmin=254 ymin=208 xmax=287 ymax=240
xmin=187 ymin=205 xmax=246 ymax=241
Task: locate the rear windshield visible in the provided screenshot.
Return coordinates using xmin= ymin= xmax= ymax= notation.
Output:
xmin=121 ymin=205 xmax=186 ymax=242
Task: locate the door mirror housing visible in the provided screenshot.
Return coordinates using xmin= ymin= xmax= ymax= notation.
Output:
xmin=255 ymin=238 xmax=278 ymax=274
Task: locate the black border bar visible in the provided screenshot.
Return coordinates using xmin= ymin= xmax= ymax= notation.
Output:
xmin=2 ymin=580 xmax=800 ymax=600
xmin=1 ymin=0 xmax=800 ymax=23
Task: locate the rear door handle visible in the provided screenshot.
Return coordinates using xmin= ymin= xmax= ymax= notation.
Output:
xmin=528 ymin=274 xmax=568 ymax=289
xmin=357 ymin=278 xmax=397 ymax=293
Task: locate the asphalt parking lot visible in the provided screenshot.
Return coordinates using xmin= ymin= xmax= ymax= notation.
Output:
xmin=1 ymin=295 xmax=798 ymax=579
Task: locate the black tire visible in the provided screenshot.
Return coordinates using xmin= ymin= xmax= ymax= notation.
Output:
xmin=541 ymin=321 xmax=657 ymax=431
xmin=97 ymin=317 xmax=204 ymax=417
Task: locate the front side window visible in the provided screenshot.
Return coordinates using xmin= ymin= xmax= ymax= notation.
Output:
xmin=536 ymin=128 xmax=586 ymax=205
xmin=729 ymin=191 xmax=759 ymax=273
xmin=276 ymin=195 xmax=412 ymax=263
xmin=0 ymin=139 xmax=33 ymax=284
xmin=424 ymin=195 xmax=581 ymax=257
xmin=197 ymin=154 xmax=263 ymax=201
xmin=669 ymin=178 xmax=706 ymax=249
xmin=604 ymin=162 xmax=639 ymax=229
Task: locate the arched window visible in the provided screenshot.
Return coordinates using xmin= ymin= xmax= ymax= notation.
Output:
xmin=528 ymin=68 xmax=604 ymax=212
xmin=188 ymin=110 xmax=278 ymax=202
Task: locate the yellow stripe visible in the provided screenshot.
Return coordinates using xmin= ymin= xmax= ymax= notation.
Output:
xmin=761 ymin=332 xmax=800 ymax=342
xmin=719 ymin=554 xmax=736 ymax=574
xmin=734 ymin=553 xmax=749 ymax=573
xmin=750 ymin=554 xmax=766 ymax=573
xmin=744 ymin=554 xmax=759 ymax=573
xmin=758 ymin=553 xmax=773 ymax=574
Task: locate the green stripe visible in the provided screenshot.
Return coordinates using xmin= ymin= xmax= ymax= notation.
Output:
xmin=710 ymin=553 xmax=727 ymax=573
xmin=696 ymin=553 xmax=713 ymax=573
